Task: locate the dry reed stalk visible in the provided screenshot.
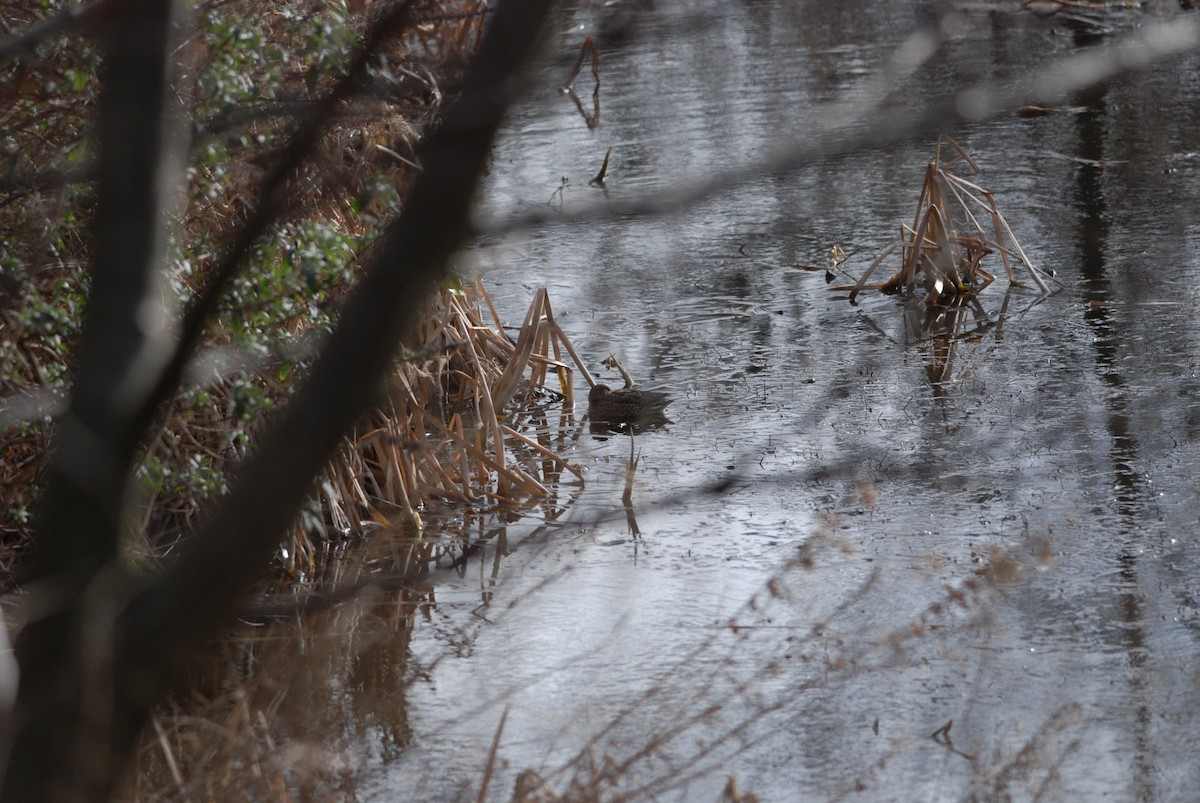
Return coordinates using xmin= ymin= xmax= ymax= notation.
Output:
xmin=149 ymin=714 xmax=185 ymax=792
xmin=478 ymin=707 xmax=509 ymax=803
xmin=622 ymin=438 xmax=639 ymax=505
xmin=501 ymin=424 xmax=585 ymax=484
xmin=847 ymin=135 xmax=1056 ymax=304
xmin=512 ymin=769 xmax=563 ymax=802
xmin=130 ymin=568 xmax=425 ymax=800
xmin=492 ymin=288 xmax=548 ymax=409
xmin=444 ymin=412 xmax=475 ymax=501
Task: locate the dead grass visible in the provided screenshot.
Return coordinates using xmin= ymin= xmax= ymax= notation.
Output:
xmin=127 ymin=573 xmax=427 ymax=800
xmin=490 ymin=509 xmax=1062 ymax=803
xmin=282 ymin=279 xmax=592 ymax=580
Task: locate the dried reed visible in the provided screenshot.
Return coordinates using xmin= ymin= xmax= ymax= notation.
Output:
xmin=845 ymin=135 xmax=1057 ymax=304
xmin=282 ymin=278 xmax=591 ymax=579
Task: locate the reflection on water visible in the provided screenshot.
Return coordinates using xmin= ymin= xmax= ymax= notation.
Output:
xmin=176 ymin=2 xmax=1200 ymax=800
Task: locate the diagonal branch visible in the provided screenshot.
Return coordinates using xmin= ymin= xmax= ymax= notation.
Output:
xmin=1 ymin=1 xmax=556 ymax=798
xmin=2 ymin=0 xmax=187 ymax=797
xmin=0 ymin=0 xmax=112 ymax=63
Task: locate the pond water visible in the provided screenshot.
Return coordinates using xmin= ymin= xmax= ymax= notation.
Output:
xmin=252 ymin=3 xmax=1200 ymax=801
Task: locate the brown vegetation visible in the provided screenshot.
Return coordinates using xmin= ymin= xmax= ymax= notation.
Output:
xmin=840 ymin=135 xmax=1058 ymax=305
xmin=0 ymin=0 xmax=580 ymax=592
xmin=1 ymin=0 xmax=565 ymax=796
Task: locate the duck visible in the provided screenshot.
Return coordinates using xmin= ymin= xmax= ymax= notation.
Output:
xmin=586 ymin=354 xmax=671 ymax=431
xmin=587 ymin=383 xmax=670 ymax=426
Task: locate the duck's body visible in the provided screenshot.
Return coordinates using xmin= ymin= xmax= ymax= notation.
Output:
xmin=588 ymin=384 xmax=670 ymax=427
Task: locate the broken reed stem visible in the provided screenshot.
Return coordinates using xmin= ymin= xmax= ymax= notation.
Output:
xmin=543 ymin=311 xmax=596 ymax=388
xmin=491 ymin=287 xmax=545 ymax=408
xmin=849 ymin=240 xmax=900 ymax=300
xmin=531 ymin=325 xmax=550 ymax=390
xmin=478 ymin=707 xmax=509 ymax=803
xmin=501 ymin=423 xmax=585 ymax=483
xmin=547 ymin=319 xmax=573 ymax=408
xmin=993 ymin=202 xmax=1049 ymax=291
xmin=454 ymin=301 xmax=508 ymax=496
xmin=562 ymin=36 xmax=599 ymax=90
xmin=150 ymin=714 xmax=185 ymax=791
xmin=473 ymin=275 xmax=508 ymax=338
xmin=622 ymin=437 xmax=638 ymax=505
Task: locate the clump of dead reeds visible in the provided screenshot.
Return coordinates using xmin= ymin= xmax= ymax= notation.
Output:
xmin=843 ymin=135 xmax=1057 ymax=305
xmin=283 ymin=278 xmax=591 ymax=578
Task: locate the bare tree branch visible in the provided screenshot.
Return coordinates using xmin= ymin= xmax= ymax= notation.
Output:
xmin=0 ymin=0 xmax=110 ymax=63
xmin=125 ymin=1 xmax=426 ymax=468
xmin=121 ymin=0 xmax=552 ymax=747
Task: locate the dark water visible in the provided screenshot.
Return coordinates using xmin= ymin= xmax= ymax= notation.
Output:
xmin=298 ymin=3 xmax=1200 ymax=800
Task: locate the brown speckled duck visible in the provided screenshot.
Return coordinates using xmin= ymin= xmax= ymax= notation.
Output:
xmin=588 ymin=383 xmax=670 ymax=426
xmin=587 ymin=355 xmax=671 ymax=431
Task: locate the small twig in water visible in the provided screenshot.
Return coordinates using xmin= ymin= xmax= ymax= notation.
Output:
xmin=477 ymin=707 xmax=509 ymax=803
xmin=931 ymin=719 xmax=954 ymax=742
xmin=590 ymin=147 xmax=612 ymax=187
xmin=561 ymin=36 xmax=601 ymax=128
xmin=623 ymin=437 xmax=639 ymax=506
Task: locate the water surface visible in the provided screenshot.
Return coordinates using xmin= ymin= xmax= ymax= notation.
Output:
xmin=323 ymin=3 xmax=1200 ymax=800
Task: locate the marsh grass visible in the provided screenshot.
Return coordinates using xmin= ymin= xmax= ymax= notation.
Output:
xmin=127 ymin=561 xmax=426 ymax=801
xmin=282 ymin=279 xmax=590 ymax=579
xmin=489 ymin=508 xmax=1067 ymax=802
xmin=124 ymin=422 xmax=1074 ymax=802
xmin=5 ymin=1 xmax=599 ymax=791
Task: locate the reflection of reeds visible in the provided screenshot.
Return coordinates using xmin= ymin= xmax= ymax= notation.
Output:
xmin=847 ymin=136 xmax=1056 ymax=304
xmin=562 ymin=36 xmax=601 ymax=130
xmin=286 ymin=279 xmax=589 ymax=577
xmin=132 ymin=574 xmax=426 ymax=801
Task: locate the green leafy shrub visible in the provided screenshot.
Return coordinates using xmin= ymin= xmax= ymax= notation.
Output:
xmin=0 ymin=0 xmax=489 ymax=578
